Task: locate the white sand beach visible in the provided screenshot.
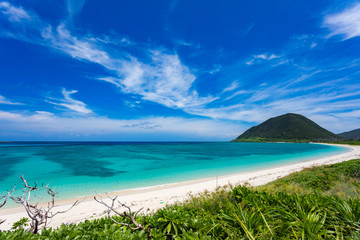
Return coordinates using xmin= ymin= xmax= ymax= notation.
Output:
xmin=1 ymin=143 xmax=360 ymax=231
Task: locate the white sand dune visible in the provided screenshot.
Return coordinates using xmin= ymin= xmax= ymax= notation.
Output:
xmin=1 ymin=143 xmax=360 ymax=231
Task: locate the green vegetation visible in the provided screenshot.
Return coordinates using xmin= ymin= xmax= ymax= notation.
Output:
xmin=338 ymin=128 xmax=360 ymax=140
xmin=12 ymin=218 xmax=30 ymax=231
xmin=1 ymin=159 xmax=360 ymax=239
xmin=232 ymin=113 xmax=340 ymax=142
xmin=322 ymin=140 xmax=360 ymax=146
xmin=232 ymin=137 xmax=311 ymax=143
xmin=258 ymin=159 xmax=360 ymax=199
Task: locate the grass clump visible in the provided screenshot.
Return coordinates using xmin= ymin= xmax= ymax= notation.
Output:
xmin=258 ymin=159 xmax=360 ymax=199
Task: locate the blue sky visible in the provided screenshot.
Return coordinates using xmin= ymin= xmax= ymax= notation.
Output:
xmin=0 ymin=0 xmax=360 ymax=141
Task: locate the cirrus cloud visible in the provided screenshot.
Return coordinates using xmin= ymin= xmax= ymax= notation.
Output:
xmin=323 ymin=3 xmax=360 ymax=40
xmin=46 ymin=89 xmax=92 ymax=114
xmin=0 ymin=95 xmax=23 ymax=105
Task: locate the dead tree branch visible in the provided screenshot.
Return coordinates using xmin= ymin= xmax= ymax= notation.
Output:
xmin=94 ymin=193 xmax=150 ymax=236
xmin=8 ymin=175 xmax=80 ymax=234
xmin=0 ymin=194 xmax=7 ymax=226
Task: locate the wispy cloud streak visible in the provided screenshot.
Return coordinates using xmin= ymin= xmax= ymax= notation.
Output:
xmin=246 ymin=53 xmax=281 ymax=65
xmin=46 ymin=89 xmax=92 ymax=114
xmin=0 ymin=2 xmax=214 ymax=111
xmin=0 ymin=1 xmax=31 ymax=22
xmin=323 ymin=3 xmax=360 ymax=40
xmin=0 ymin=95 xmax=23 ymax=105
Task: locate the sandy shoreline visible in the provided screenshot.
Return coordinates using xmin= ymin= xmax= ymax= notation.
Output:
xmin=1 ymin=143 xmax=360 ymax=231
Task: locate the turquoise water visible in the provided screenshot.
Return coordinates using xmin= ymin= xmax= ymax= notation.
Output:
xmin=0 ymin=142 xmax=348 ymax=200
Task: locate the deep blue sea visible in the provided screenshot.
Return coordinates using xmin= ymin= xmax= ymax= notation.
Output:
xmin=0 ymin=142 xmax=348 ymax=201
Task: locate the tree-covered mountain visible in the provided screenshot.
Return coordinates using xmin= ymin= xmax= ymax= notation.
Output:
xmin=338 ymin=128 xmax=360 ymax=140
xmin=233 ymin=113 xmax=339 ymax=142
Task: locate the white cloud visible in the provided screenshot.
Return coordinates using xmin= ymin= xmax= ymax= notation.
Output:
xmin=92 ymin=36 xmax=134 ymax=46
xmin=98 ymin=51 xmax=217 ymax=109
xmin=1 ymin=2 xmax=215 ymax=112
xmin=245 ymin=59 xmax=255 ymax=65
xmin=323 ymin=3 xmax=360 ymax=40
xmin=0 ymin=95 xmax=23 ymax=105
xmin=311 ymin=42 xmax=317 ymax=48
xmin=309 ymin=113 xmax=360 ymax=134
xmin=96 ymin=76 xmax=122 ymax=87
xmin=41 ymin=24 xmax=114 ymax=67
xmin=0 ymin=110 xmax=55 ymax=122
xmin=1 ymin=1 xmax=359 ymax=136
xmin=0 ymin=110 xmax=241 ymax=140
xmin=33 ymin=111 xmax=56 ymax=120
xmin=208 ymin=64 xmax=221 ymax=74
xmin=186 ymin=92 xmax=360 ymax=130
xmin=246 ymin=53 xmax=281 ymax=65
xmin=221 ymin=81 xmax=239 ymax=93
xmin=183 ymin=69 xmax=360 ymax=129
xmin=46 ymin=89 xmax=92 ymax=114
xmin=332 ymin=110 xmax=360 ymax=118
xmin=124 ymin=100 xmax=142 ymax=108
xmin=253 ymin=54 xmax=280 ymax=60
xmin=224 ymin=90 xmax=249 ymax=101
xmin=0 ymin=1 xmax=31 ymax=22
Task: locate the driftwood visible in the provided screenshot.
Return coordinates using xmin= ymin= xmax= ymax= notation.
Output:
xmin=94 ymin=193 xmax=150 ymax=236
xmin=8 ymin=175 xmax=80 ymax=234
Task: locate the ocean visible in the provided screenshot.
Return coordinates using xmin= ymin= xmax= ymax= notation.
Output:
xmin=0 ymin=142 xmax=348 ymax=201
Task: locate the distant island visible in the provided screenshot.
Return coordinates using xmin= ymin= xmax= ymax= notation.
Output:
xmin=232 ymin=113 xmax=341 ymax=142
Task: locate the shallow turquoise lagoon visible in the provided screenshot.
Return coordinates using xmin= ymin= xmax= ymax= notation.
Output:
xmin=0 ymin=142 xmax=348 ymax=200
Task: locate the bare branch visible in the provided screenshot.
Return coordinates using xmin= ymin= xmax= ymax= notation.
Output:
xmin=94 ymin=192 xmax=150 ymax=235
xmin=8 ymin=176 xmax=81 ymax=234
xmin=0 ymin=194 xmax=7 ymax=226
xmin=0 ymin=194 xmax=6 ymax=208
xmin=52 ymin=200 xmax=80 ymax=217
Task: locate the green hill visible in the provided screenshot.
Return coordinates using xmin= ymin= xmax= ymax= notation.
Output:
xmin=233 ymin=113 xmax=339 ymax=142
xmin=338 ymin=128 xmax=360 ymax=140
